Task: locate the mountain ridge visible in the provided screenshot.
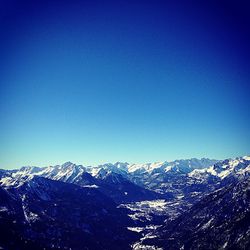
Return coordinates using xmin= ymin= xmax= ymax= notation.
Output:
xmin=0 ymin=156 xmax=249 ymax=249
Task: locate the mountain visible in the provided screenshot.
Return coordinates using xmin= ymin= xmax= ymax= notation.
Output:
xmin=2 ymin=157 xmax=249 ymax=209
xmin=125 ymin=158 xmax=218 ymax=195
xmin=0 ymin=156 xmax=249 ymax=249
xmin=191 ymin=156 xmax=250 ymax=180
xmin=0 ymin=162 xmax=161 ymax=203
xmin=94 ymin=170 xmax=162 ymax=203
xmin=0 ymin=176 xmax=139 ymax=250
xmin=0 ymin=158 xmax=217 ymax=189
xmin=144 ymin=175 xmax=250 ymax=249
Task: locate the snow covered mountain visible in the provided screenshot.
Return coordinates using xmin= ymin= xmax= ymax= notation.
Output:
xmin=0 ymin=156 xmax=249 ymax=249
xmin=0 ymin=158 xmax=217 ymax=189
xmin=0 ymin=162 xmax=87 ymax=187
xmin=0 ymin=161 xmax=162 ymax=203
xmin=189 ymin=156 xmax=250 ymax=181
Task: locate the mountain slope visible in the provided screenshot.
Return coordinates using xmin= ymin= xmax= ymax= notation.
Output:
xmin=144 ymin=175 xmax=250 ymax=250
xmin=0 ymin=176 xmax=139 ymax=250
xmin=95 ymin=171 xmax=163 ymax=203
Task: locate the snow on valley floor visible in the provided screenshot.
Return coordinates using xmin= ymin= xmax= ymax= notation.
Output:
xmin=118 ymin=199 xmax=188 ymax=250
xmin=119 ymin=198 xmax=190 ymax=222
xmin=119 ymin=199 xmax=168 ymax=222
xmin=129 ymin=224 xmax=163 ymax=250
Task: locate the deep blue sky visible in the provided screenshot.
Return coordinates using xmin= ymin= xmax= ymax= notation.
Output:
xmin=0 ymin=0 xmax=250 ymax=168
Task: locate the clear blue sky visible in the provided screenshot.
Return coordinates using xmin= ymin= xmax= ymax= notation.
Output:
xmin=0 ymin=1 xmax=250 ymax=169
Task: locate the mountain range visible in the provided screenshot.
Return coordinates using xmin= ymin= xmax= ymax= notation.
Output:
xmin=0 ymin=156 xmax=249 ymax=249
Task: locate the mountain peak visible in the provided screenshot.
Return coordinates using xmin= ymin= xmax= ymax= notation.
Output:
xmin=61 ymin=161 xmax=75 ymax=167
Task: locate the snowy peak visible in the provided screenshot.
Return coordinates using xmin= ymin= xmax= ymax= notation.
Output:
xmin=127 ymin=162 xmax=167 ymax=173
xmin=93 ymin=163 xmax=128 ymax=179
xmin=87 ymin=158 xmax=218 ymax=176
xmin=61 ymin=161 xmax=75 ymax=168
xmin=127 ymin=158 xmax=218 ymax=174
xmin=189 ymin=156 xmax=250 ymax=180
xmin=0 ymin=158 xmax=219 ymax=189
xmin=18 ymin=166 xmax=43 ymax=175
xmin=114 ymin=162 xmax=129 ymax=171
xmin=1 ymin=157 xmax=248 ymax=195
xmin=0 ymin=162 xmax=87 ymax=187
xmin=45 ymin=163 xmax=86 ymax=183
